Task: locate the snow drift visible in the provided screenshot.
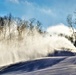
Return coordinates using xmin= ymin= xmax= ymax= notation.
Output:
xmin=0 ymin=23 xmax=76 ymax=67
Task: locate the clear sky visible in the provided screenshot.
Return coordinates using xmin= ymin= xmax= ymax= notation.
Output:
xmin=0 ymin=0 xmax=76 ymax=28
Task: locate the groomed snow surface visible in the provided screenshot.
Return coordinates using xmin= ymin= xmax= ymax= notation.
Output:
xmin=0 ymin=23 xmax=76 ymax=75
xmin=0 ymin=56 xmax=76 ymax=75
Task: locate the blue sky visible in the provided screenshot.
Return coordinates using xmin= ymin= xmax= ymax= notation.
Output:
xmin=0 ymin=0 xmax=76 ymax=28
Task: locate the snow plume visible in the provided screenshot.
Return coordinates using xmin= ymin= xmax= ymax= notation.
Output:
xmin=46 ymin=23 xmax=76 ymax=43
xmin=47 ymin=23 xmax=73 ymax=37
xmin=0 ymin=22 xmax=76 ymax=67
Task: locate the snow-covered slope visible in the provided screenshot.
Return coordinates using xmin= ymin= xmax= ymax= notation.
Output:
xmin=0 ymin=56 xmax=76 ymax=75
xmin=24 ymin=56 xmax=76 ymax=75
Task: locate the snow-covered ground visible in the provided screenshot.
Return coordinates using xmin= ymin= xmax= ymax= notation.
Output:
xmin=0 ymin=56 xmax=76 ymax=75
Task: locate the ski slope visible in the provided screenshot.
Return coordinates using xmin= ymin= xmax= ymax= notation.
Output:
xmin=0 ymin=55 xmax=76 ymax=75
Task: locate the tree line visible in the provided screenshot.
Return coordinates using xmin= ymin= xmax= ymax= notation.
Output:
xmin=0 ymin=14 xmax=43 ymax=40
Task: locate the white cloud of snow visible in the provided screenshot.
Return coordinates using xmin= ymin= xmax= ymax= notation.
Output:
xmin=47 ymin=23 xmax=73 ymax=37
xmin=0 ymin=23 xmax=76 ymax=67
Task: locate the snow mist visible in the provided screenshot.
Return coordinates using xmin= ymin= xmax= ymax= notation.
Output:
xmin=0 ymin=22 xmax=76 ymax=67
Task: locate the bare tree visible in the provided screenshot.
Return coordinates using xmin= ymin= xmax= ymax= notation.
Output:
xmin=67 ymin=11 xmax=76 ymax=45
xmin=0 ymin=17 xmax=4 ymax=33
xmin=36 ymin=20 xmax=42 ymax=34
xmin=29 ymin=18 xmax=35 ymax=30
xmin=8 ymin=13 xmax=13 ymax=40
